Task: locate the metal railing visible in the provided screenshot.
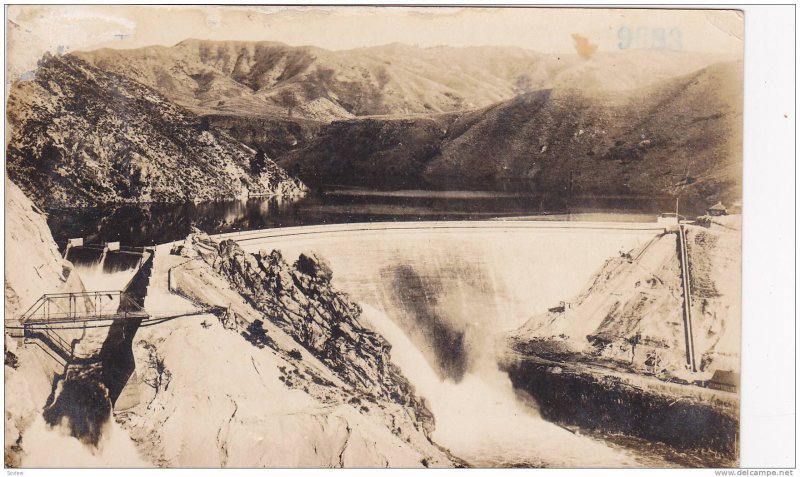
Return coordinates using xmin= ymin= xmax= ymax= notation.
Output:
xmin=18 ymin=291 xmax=147 ymax=325
xmin=166 ymin=257 xmax=225 ymax=313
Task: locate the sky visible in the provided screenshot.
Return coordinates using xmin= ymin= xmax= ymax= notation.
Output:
xmin=6 ymin=5 xmax=743 ymax=79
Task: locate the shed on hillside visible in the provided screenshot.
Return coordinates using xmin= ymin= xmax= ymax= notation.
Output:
xmin=706 ymin=202 xmax=728 ymax=216
xmin=708 ymin=370 xmax=739 ymax=393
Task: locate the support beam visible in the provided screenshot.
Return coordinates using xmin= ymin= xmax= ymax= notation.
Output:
xmin=677 ymin=225 xmax=697 ymax=372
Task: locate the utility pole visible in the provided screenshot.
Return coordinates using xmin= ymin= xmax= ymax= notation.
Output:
xmin=677 ymin=165 xmax=691 ymax=220
xmin=567 ymin=170 xmax=574 ymax=212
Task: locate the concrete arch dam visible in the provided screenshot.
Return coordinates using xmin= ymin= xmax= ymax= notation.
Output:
xmin=218 ymin=221 xmax=665 ymax=380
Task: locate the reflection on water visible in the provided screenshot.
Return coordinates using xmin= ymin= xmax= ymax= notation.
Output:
xmin=48 ymin=196 xmax=297 ymax=247
xmin=46 ymin=189 xmax=706 ymax=247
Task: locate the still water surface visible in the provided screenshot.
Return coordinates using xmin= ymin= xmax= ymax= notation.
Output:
xmin=46 ymin=189 xmax=703 ymax=247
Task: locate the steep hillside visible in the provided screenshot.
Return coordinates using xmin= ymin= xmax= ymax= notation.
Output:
xmin=6 ymin=54 xmax=306 ymax=208
xmin=509 ymin=221 xmax=741 ymax=380
xmin=4 ymin=180 xmax=87 ymax=316
xmin=280 ymin=115 xmax=455 ymax=189
xmin=280 ymin=61 xmax=743 ymax=204
xmin=203 ymin=114 xmax=326 ymax=160
xmin=72 ymin=40 xmax=723 ymax=118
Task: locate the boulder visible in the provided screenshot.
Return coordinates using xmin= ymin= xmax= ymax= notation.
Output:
xmin=295 ymin=252 xmax=333 ymax=282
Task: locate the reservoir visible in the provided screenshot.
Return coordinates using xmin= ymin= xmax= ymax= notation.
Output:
xmin=45 ymin=188 xmax=704 ymax=247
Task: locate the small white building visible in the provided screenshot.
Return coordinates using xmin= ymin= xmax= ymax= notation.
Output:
xmin=656 ymin=212 xmax=686 ymax=225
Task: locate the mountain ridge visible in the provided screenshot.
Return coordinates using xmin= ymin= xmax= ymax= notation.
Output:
xmin=71 ymin=40 xmax=728 ymax=118
xmin=278 ymin=60 xmax=743 ymax=204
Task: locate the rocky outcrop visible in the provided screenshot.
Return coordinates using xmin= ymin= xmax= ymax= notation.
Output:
xmin=6 ymin=54 xmax=306 ymax=208
xmin=110 ymin=235 xmax=457 ymax=467
xmin=504 ymin=225 xmax=740 ymax=466
xmin=119 ymin=307 xmax=453 ymax=467
xmin=4 ymin=179 xmax=85 ymax=316
xmin=504 ymin=358 xmax=739 ymax=466
xmin=295 ymin=98 xmax=355 ymax=122
xmin=194 ymin=235 xmax=432 ymax=422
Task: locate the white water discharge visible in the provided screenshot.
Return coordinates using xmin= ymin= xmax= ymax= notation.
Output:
xmin=72 ymin=262 xmax=139 ymax=292
xmin=21 ymin=416 xmax=148 ymax=467
xmin=361 ymin=304 xmax=635 ymax=467
xmin=66 ymin=250 xmax=144 ymax=317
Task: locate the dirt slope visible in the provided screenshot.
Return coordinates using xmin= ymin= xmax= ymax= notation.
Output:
xmin=510 ymin=221 xmax=741 ymax=380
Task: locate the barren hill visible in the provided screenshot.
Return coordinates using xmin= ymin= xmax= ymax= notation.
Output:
xmin=279 ymin=61 xmax=743 ymax=204
xmin=72 ymin=40 xmax=724 ymax=118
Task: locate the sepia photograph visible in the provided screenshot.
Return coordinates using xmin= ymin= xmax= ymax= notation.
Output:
xmin=0 ymin=3 xmax=792 ymax=472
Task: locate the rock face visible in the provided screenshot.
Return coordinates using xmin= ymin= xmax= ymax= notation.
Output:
xmin=112 ymin=236 xmax=456 ymax=467
xmin=120 ymin=310 xmax=452 ymax=467
xmin=4 ymin=179 xmax=85 ymax=315
xmin=295 ymin=98 xmax=355 ymax=123
xmin=6 ymin=54 xmax=306 ymax=208
xmin=204 ymin=237 xmax=431 ymax=418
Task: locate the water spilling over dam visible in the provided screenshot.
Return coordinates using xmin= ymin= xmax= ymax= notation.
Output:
xmin=218 ymin=220 xmax=665 ymax=465
xmin=65 ymin=245 xmax=148 ymax=292
xmin=361 ymin=303 xmax=635 ymax=467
